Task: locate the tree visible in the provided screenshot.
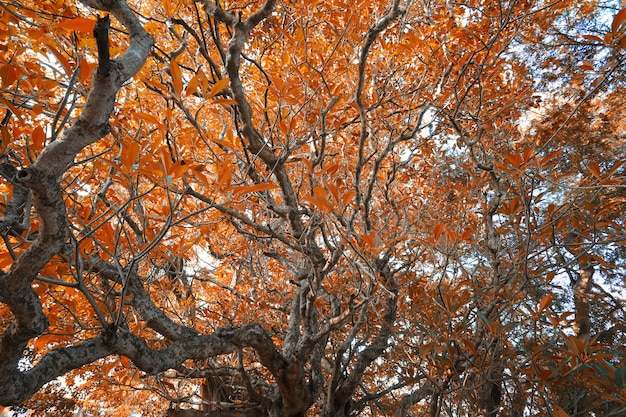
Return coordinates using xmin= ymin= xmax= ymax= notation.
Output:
xmin=0 ymin=0 xmax=625 ymax=416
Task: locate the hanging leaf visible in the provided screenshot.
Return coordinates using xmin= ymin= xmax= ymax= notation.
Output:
xmin=184 ymin=70 xmax=203 ymax=96
xmin=31 ymin=126 xmax=46 ymax=149
xmin=78 ymin=57 xmax=96 ymax=84
xmin=170 ymin=60 xmax=183 ymax=96
xmin=538 ymin=294 xmax=552 ymax=314
xmin=582 ymin=34 xmax=604 ymax=43
xmin=135 ymin=111 xmax=162 ymax=127
xmin=611 ymin=7 xmax=626 ymax=34
xmin=44 ymin=41 xmax=72 ymax=75
xmin=341 ymin=190 xmax=356 ymax=207
xmin=0 ymin=97 xmax=24 ymax=121
xmin=0 ymin=64 xmax=18 ymax=89
xmin=122 ymin=141 xmax=140 ymax=170
xmin=163 ymin=0 xmax=173 ymax=17
xmin=433 ymin=223 xmax=445 ymax=240
xmin=588 ymin=162 xmax=601 ymax=180
xmin=207 ymin=77 xmax=230 ymax=100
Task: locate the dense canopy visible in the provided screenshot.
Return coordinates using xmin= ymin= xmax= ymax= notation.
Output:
xmin=0 ymin=0 xmax=625 ymax=416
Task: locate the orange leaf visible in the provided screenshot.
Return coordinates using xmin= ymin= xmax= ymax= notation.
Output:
xmin=523 ymin=147 xmax=535 ymax=162
xmin=122 ymin=141 xmax=140 ymax=170
xmin=0 ymin=64 xmax=18 ymax=89
xmin=184 ymin=70 xmax=202 ymax=96
xmin=324 ymin=181 xmax=339 ymax=202
xmin=461 ymin=339 xmax=479 ymax=356
xmin=159 ymin=146 xmax=173 ymax=176
xmin=0 ymin=248 xmax=13 ymax=269
xmin=170 ymin=60 xmax=183 ymax=96
xmin=163 ymin=0 xmax=173 ymax=17
xmin=539 ymin=149 xmax=561 ymax=166
xmin=56 ymin=17 xmax=96 ymax=33
xmin=302 ymin=195 xmax=333 ymax=214
xmin=433 ymin=223 xmax=445 ymax=240
xmin=582 ymin=34 xmax=604 ymax=43
xmin=216 ymin=161 xmax=233 ymax=190
xmin=361 ymin=230 xmax=381 ymax=250
xmin=231 ymin=183 xmax=279 ymax=196
xmin=312 ymin=185 xmax=328 ymax=200
xmin=341 ymin=190 xmax=356 ymax=207
xmin=538 ymin=294 xmax=552 ymax=314
xmin=31 ymin=126 xmax=46 ymax=149
xmin=461 ymin=228 xmax=472 ymax=240
xmin=120 ymin=356 xmax=131 ymax=368
xmin=45 ymin=41 xmax=72 ymax=75
xmin=213 ymin=98 xmax=239 ymax=106
xmin=191 ymin=169 xmax=211 ymax=189
xmin=504 ymin=153 xmax=522 ymax=167
xmin=207 ymin=77 xmax=230 ymax=100
xmin=588 ymin=162 xmax=601 ymax=180
xmin=606 ymin=160 xmax=624 ymax=176
xmin=170 ymin=160 xmax=190 ymax=179
xmin=78 ymin=57 xmax=96 ymax=84
xmin=611 ymin=7 xmax=626 ymax=34
xmin=101 ymin=360 xmax=116 ymax=377
xmin=0 ymin=97 xmax=24 ymax=121
xmin=135 ymin=111 xmax=162 ymax=127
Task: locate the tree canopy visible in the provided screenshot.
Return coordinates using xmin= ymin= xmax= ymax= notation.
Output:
xmin=0 ymin=0 xmax=625 ymax=416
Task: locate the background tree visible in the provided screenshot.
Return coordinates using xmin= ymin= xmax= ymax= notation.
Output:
xmin=0 ymin=0 xmax=624 ymax=416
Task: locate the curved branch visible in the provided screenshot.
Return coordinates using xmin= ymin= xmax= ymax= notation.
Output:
xmin=0 ymin=0 xmax=153 ymax=406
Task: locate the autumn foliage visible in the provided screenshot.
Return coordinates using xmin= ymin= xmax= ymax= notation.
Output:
xmin=0 ymin=0 xmax=625 ymax=416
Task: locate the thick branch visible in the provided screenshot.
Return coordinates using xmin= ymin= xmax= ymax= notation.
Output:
xmin=94 ymin=15 xmax=111 ymax=77
xmin=0 ymin=0 xmax=153 ymax=406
